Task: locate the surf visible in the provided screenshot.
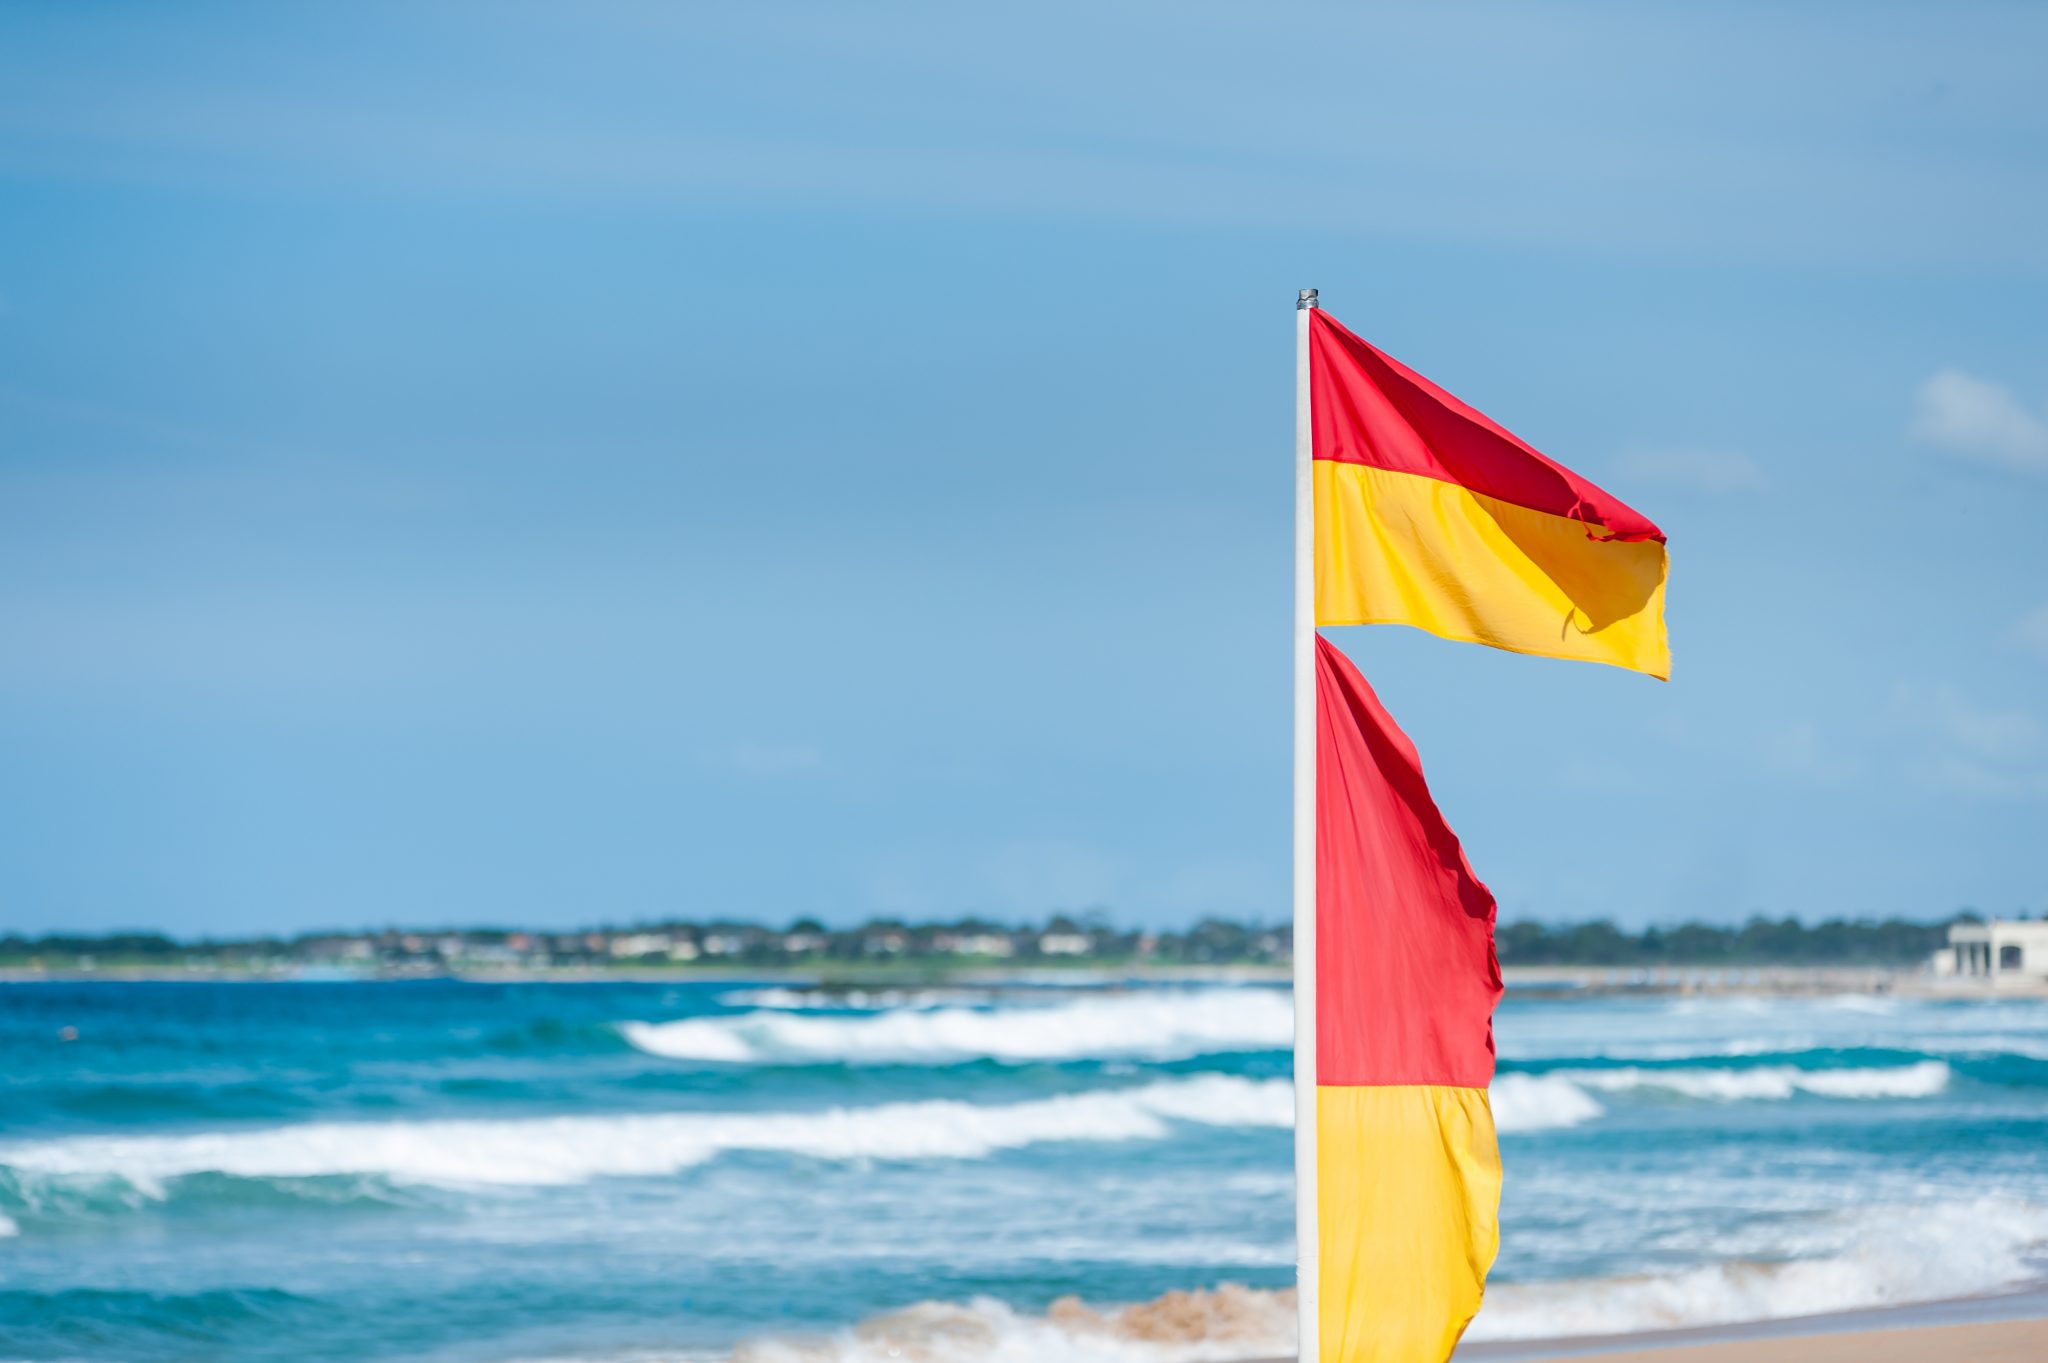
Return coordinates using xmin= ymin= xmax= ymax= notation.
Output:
xmin=619 ymin=989 xmax=1295 ymax=1066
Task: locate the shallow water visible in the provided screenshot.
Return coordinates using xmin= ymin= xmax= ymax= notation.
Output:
xmin=2 ymin=980 xmax=2045 ymax=1362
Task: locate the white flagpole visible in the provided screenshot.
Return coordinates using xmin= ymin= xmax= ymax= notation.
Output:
xmin=1292 ymin=286 xmax=1320 ymax=1363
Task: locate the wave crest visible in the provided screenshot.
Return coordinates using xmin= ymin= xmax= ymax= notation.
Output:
xmin=733 ymin=1284 xmax=1295 ymax=1363
xmin=0 ymin=1064 xmax=1603 ymax=1215
xmin=0 ymin=1076 xmax=1291 ymax=1194
xmin=714 ymin=988 xmax=997 ymax=1011
xmin=622 ymin=990 xmax=1294 ymax=1066
xmin=1469 ymin=1197 xmax=2048 ymax=1340
xmin=1488 ymin=1073 xmax=1605 ymax=1131
xmin=726 ymin=1198 xmax=2048 ymax=1360
xmin=1564 ymin=1060 xmax=1951 ymax=1101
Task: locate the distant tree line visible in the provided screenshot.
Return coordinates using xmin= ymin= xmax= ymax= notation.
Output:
xmin=2 ymin=932 xmax=189 ymax=958
xmin=0 ymin=915 xmax=1288 ymax=970
xmin=1494 ymin=915 xmax=1979 ymax=967
xmin=0 ymin=912 xmax=2004 ymax=970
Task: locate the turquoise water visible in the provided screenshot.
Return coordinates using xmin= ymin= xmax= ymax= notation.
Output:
xmin=3 ymin=981 xmax=2046 ymax=1362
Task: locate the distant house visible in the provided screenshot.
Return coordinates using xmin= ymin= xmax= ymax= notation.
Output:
xmin=1934 ymin=920 xmax=2048 ymax=982
xmin=930 ymin=932 xmax=1015 ymax=957
xmin=1038 ymin=932 xmax=1091 ymax=956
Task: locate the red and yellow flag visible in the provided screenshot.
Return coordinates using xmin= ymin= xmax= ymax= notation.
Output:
xmin=1310 ymin=309 xmax=1670 ymax=678
xmin=1314 ymin=635 xmax=1503 ymax=1362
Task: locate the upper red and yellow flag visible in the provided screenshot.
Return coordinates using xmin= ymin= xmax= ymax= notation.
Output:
xmin=1310 ymin=309 xmax=1670 ymax=679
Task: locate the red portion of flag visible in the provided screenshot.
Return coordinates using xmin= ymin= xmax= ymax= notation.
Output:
xmin=1316 ymin=636 xmax=1502 ymax=1088
xmin=1309 ymin=309 xmax=1664 ymax=544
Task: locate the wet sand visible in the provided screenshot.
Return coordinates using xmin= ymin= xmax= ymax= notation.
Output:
xmin=1520 ymin=1317 xmax=2046 ymax=1361
xmin=1446 ymin=1287 xmax=2048 ymax=1362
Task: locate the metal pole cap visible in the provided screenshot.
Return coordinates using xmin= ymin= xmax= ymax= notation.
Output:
xmin=1297 ymin=288 xmax=1319 ymax=310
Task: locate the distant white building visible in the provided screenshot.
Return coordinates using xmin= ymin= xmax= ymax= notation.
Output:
xmin=932 ymin=932 xmax=1015 ymax=958
xmin=1933 ymin=920 xmax=2048 ymax=982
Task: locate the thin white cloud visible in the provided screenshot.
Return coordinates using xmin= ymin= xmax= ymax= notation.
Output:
xmin=2009 ymin=605 xmax=2048 ymax=661
xmin=1909 ymin=369 xmax=2048 ymax=474
xmin=1927 ymin=759 xmax=2048 ymax=799
xmin=1893 ymin=683 xmax=2048 ymax=799
xmin=1614 ymin=449 xmax=1766 ymax=494
xmin=1935 ymin=699 xmax=2042 ymax=762
xmin=1756 ymin=721 xmax=1858 ymax=785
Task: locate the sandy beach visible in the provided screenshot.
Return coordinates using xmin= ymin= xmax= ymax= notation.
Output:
xmin=1447 ymin=1288 xmax=2048 ymax=1362
xmin=1527 ymin=1318 xmax=2046 ymax=1361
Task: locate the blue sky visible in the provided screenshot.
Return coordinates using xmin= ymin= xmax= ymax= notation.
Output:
xmin=2 ymin=3 xmax=2045 ymax=936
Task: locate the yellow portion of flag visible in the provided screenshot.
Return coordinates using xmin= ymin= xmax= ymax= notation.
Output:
xmin=1314 ymin=461 xmax=1670 ymax=679
xmin=1317 ymin=1084 xmax=1501 ymax=1363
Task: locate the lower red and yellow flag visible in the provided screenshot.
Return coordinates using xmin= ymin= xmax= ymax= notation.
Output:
xmin=1315 ymin=635 xmax=1504 ymax=1362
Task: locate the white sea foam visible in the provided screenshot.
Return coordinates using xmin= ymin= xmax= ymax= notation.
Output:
xmin=0 ymin=1212 xmax=16 ymax=1238
xmin=0 ymin=1065 xmax=1618 ymax=1202
xmin=622 ymin=989 xmax=1294 ymax=1065
xmin=714 ymin=988 xmax=996 ymax=1011
xmin=1481 ymin=1061 xmax=1944 ymax=1131
xmin=733 ymin=1283 xmax=1297 ymax=1363
xmin=1497 ymin=1035 xmax=1819 ymax=1063
xmin=716 ymin=987 xmax=835 ymax=1010
xmin=1468 ymin=1197 xmax=2048 ymax=1340
xmin=0 ymin=1076 xmax=1293 ymax=1191
xmin=1562 ymin=1060 xmax=1950 ymax=1101
xmin=1487 ymin=1073 xmax=1605 ymax=1131
xmin=1920 ymin=1034 xmax=2048 ymax=1061
xmin=1816 ymin=994 xmax=1902 ymax=1014
xmin=1505 ymin=1032 xmax=2048 ymax=1064
xmin=1497 ymin=992 xmax=2048 ymax=1065
xmin=713 ymin=1198 xmax=2048 ymax=1361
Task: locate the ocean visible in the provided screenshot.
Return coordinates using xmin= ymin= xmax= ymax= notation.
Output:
xmin=3 ymin=979 xmax=2046 ymax=1362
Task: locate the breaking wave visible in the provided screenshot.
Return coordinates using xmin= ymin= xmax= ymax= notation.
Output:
xmin=1475 ymin=1061 xmax=1949 ymax=1132
xmin=715 ymin=987 xmax=1001 ymax=1011
xmin=1553 ymin=1060 xmax=1951 ymax=1102
xmin=732 ymin=1284 xmax=1295 ymax=1363
xmin=0 ymin=1076 xmax=1292 ymax=1195
xmin=721 ymin=1198 xmax=2048 ymax=1361
xmin=622 ymin=989 xmax=1294 ymax=1065
xmin=1487 ymin=1074 xmax=1605 ymax=1131
xmin=0 ymin=1064 xmax=1636 ymax=1219
xmin=1469 ymin=1197 xmax=2048 ymax=1340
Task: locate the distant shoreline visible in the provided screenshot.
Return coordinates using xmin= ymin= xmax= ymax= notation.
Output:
xmin=0 ymin=962 xmax=1288 ymax=985
xmin=4 ymin=962 xmax=2043 ymax=996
